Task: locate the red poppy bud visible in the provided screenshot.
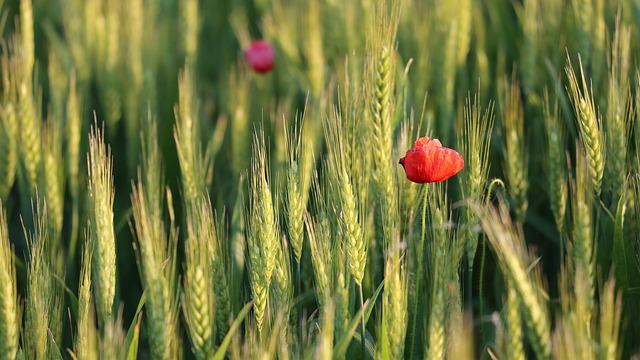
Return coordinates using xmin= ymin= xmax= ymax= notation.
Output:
xmin=244 ymin=40 xmax=275 ymax=74
xmin=399 ymin=136 xmax=464 ymax=183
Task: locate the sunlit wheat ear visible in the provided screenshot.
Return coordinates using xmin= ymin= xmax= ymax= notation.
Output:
xmin=174 ymin=66 xmax=206 ymax=206
xmin=211 ymin=209 xmax=231 ymax=341
xmin=41 ymin=117 xmax=64 ymax=242
xmin=503 ymin=280 xmax=525 ymax=360
xmin=183 ymin=199 xmax=216 ymax=359
xmin=0 ymin=42 xmax=19 ymax=200
xmin=284 ymin=115 xmax=305 ymax=263
xmin=598 ymin=277 xmax=623 ymax=360
xmin=315 ymin=298 xmax=335 ymax=360
xmin=75 ymin=228 xmax=98 ymax=360
xmin=306 ymin=213 xmax=331 ymax=308
xmin=19 ymin=0 xmax=34 ymax=73
xmin=542 ymin=89 xmax=568 ymax=234
xmin=554 ymin=257 xmax=596 ymax=359
xmin=87 ymin=120 xmax=116 ymax=325
xmin=94 ymin=0 xmax=122 ymax=131
xmin=64 ymin=73 xmax=83 ymax=256
xmin=430 ymin=0 xmax=464 ymax=143
xmin=334 ymin=253 xmax=351 ymax=341
xmin=396 ymin=119 xmax=419 ymax=231
xmin=246 ymin=209 xmax=268 ymax=333
xmin=324 ymin=108 xmax=366 ymax=286
xmin=131 ymin=119 xmax=181 ymax=359
xmin=247 ymin=128 xmax=280 ymax=333
xmin=457 ymin=93 xmax=494 ymax=269
xmin=15 ymin=31 xmax=41 ymax=197
xmin=368 ymin=3 xmax=400 ymax=254
xmin=520 ymin=0 xmax=540 ymax=99
xmin=382 ymin=253 xmax=408 ymax=360
xmin=22 ymin=198 xmax=60 ymax=359
xmin=303 ymin=0 xmax=325 ymax=97
xmin=250 ymin=129 xmax=279 ymax=287
xmin=271 ymin=235 xmax=293 ymax=341
xmin=566 ymin=54 xmax=605 ymax=196
xmin=0 ymin=201 xmax=18 ymax=359
xmin=475 ymin=199 xmax=550 ymax=359
xmin=99 ymin=308 xmax=127 ymax=359
xmin=180 ymin=0 xmax=199 ymax=63
xmin=186 ymin=196 xmax=231 ymax=346
xmin=447 ymin=310 xmax=475 ymax=360
xmin=500 ymin=76 xmax=528 ymax=223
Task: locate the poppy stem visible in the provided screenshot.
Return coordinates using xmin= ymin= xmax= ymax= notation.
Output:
xmin=408 ymin=184 xmax=429 ymax=359
xmin=419 ymin=184 xmax=429 ymax=268
xmin=359 ymin=284 xmax=365 ymax=359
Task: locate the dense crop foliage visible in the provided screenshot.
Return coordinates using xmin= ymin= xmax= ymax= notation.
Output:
xmin=0 ymin=0 xmax=639 ymax=358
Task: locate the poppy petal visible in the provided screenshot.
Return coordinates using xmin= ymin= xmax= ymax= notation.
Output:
xmin=401 ymin=146 xmax=464 ymax=183
xmin=413 ymin=136 xmax=442 ymax=149
xmin=245 ymin=40 xmax=275 ymax=74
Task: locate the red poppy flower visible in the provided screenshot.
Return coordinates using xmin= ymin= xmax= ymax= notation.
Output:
xmin=244 ymin=40 xmax=275 ymax=74
xmin=398 ymin=136 xmax=464 ymax=183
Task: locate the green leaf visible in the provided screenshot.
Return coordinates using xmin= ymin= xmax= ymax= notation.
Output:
xmin=122 ymin=289 xmax=147 ymax=360
xmin=125 ymin=312 xmax=143 ymax=360
xmin=333 ymin=299 xmax=369 ymax=359
xmin=66 ymin=349 xmax=79 ymax=360
xmin=53 ymin=273 xmax=79 ymax=320
xmin=48 ymin=329 xmax=65 ymax=360
xmin=543 ymin=57 xmax=577 ymax=140
xmin=364 ymin=276 xmax=385 ymax=324
xmin=346 ymin=328 xmax=376 ymax=360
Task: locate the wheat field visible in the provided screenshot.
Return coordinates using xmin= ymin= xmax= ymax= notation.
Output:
xmin=0 ymin=0 xmax=639 ymax=359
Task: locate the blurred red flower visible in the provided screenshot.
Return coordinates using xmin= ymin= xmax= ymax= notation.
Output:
xmin=244 ymin=40 xmax=275 ymax=74
xmin=399 ymin=136 xmax=464 ymax=183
